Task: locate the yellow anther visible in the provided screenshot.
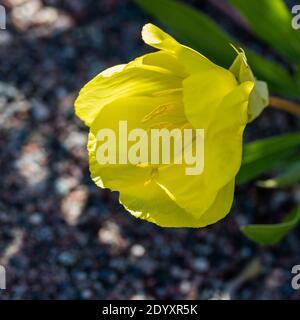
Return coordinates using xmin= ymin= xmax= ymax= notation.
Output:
xmin=141 ymin=104 xmax=173 ymax=123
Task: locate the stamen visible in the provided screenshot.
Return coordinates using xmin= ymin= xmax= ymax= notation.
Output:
xmin=150 ymin=167 xmax=159 ymax=178
xmin=152 ymin=88 xmax=183 ymax=97
xmin=180 ymin=122 xmax=193 ymax=130
xmin=142 ymin=104 xmax=173 ymax=123
xmin=144 ymin=167 xmax=159 ymax=186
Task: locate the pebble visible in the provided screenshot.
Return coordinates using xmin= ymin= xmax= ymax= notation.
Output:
xmin=58 ymin=252 xmax=77 ymax=267
xmin=193 ymin=257 xmax=209 ymax=272
xmin=130 ymin=244 xmax=146 ymax=258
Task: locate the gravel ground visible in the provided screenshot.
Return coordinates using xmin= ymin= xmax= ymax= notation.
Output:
xmin=0 ymin=0 xmax=300 ymax=300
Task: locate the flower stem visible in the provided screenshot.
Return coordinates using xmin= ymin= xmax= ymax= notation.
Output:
xmin=269 ymin=96 xmax=300 ymax=117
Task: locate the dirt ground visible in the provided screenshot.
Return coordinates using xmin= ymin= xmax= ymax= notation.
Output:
xmin=0 ymin=0 xmax=299 ymax=299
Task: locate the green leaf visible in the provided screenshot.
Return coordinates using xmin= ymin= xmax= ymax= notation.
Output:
xmin=135 ymin=0 xmax=298 ymax=98
xmin=295 ymin=64 xmax=300 ymax=88
xmin=228 ymin=0 xmax=300 ymax=63
xmin=257 ymin=160 xmax=300 ymax=188
xmin=237 ymin=133 xmax=300 ymax=184
xmin=241 ymin=204 xmax=300 ymax=245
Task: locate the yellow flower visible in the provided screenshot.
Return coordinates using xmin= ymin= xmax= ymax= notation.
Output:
xmin=75 ymin=23 xmax=268 ymax=228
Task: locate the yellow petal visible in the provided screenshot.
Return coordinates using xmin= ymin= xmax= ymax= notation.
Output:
xmin=87 ymin=95 xmax=208 ymax=228
xmin=75 ymin=58 xmax=182 ymax=127
xmin=129 ymin=51 xmax=188 ymax=78
xmin=120 ymin=179 xmax=200 ymax=228
xmin=89 ymin=130 xmax=203 ymax=228
xmin=191 ymin=179 xmax=235 ymax=227
xmin=209 ymin=81 xmax=254 ymax=132
xmin=155 ymin=82 xmax=252 ymax=217
xmin=142 ymin=23 xmax=214 ymax=74
xmin=141 ymin=23 xmax=179 ymax=51
xmin=88 ymin=95 xmax=185 ymax=190
xmin=183 ymin=65 xmax=238 ymax=130
xmin=120 ymin=176 xmax=235 ymax=228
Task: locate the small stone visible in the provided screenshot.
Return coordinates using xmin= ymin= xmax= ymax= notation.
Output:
xmin=131 ymin=293 xmax=147 ymax=300
xmin=29 ymin=213 xmax=43 ymax=225
xmin=81 ymin=289 xmax=93 ymax=299
xmin=58 ymin=252 xmax=76 ymax=266
xmin=130 ymin=244 xmax=145 ymax=258
xmin=98 ymin=221 xmax=127 ymax=251
xmin=193 ymin=257 xmax=209 ymax=272
xmin=61 ymin=187 xmax=88 ymax=225
xmin=31 ymin=99 xmax=50 ymax=121
xmin=180 ymin=280 xmax=192 ymax=294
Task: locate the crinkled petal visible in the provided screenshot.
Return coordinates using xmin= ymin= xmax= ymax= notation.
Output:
xmin=75 ymin=57 xmax=182 ymax=126
xmin=155 ymin=82 xmax=253 ymax=217
xmin=120 ymin=179 xmax=198 ymax=228
xmin=121 ymin=176 xmax=235 ymax=228
xmin=89 ymin=130 xmax=203 ymax=228
xmin=88 ymin=95 xmax=185 ymax=191
xmin=142 ymin=23 xmax=215 ymax=74
xmin=129 ymin=51 xmax=188 ymax=78
xmin=183 ymin=65 xmax=238 ymax=129
xmin=190 ymin=179 xmax=235 ymax=227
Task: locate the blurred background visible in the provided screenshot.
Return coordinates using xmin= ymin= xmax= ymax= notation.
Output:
xmin=0 ymin=0 xmax=299 ymax=299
